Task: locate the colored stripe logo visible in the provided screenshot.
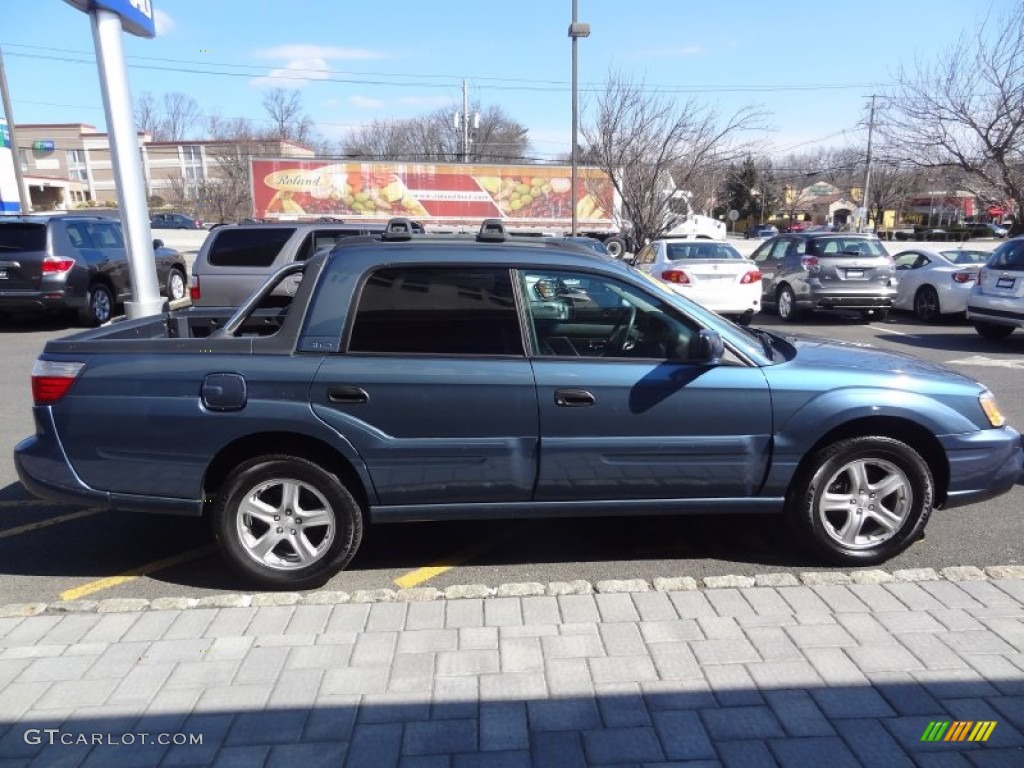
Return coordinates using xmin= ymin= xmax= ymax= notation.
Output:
xmin=921 ymin=721 xmax=997 ymax=742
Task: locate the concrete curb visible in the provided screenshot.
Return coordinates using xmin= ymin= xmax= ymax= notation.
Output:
xmin=2 ymin=564 xmax=1023 ymax=618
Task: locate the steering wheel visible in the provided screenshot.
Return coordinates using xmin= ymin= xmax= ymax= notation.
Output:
xmin=604 ymin=305 xmax=637 ymax=356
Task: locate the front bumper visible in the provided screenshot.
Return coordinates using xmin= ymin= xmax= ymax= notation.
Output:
xmin=939 ymin=426 xmax=1023 ymax=509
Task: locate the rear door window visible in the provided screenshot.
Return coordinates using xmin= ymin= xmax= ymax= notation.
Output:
xmin=65 ymin=222 xmax=94 ymax=250
xmin=0 ymin=223 xmax=47 ymax=252
xmin=88 ymin=222 xmax=124 ymax=249
xmin=989 ymin=240 xmax=1024 ymax=270
xmin=207 ymin=227 xmax=296 ymax=267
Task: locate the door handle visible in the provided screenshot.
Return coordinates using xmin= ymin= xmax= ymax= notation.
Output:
xmin=328 ymin=386 xmax=369 ymax=404
xmin=554 ymin=389 xmax=595 ymax=407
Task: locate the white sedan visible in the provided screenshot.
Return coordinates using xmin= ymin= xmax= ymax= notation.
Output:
xmin=631 ymin=238 xmax=761 ymax=321
xmin=892 ymin=248 xmax=990 ymax=321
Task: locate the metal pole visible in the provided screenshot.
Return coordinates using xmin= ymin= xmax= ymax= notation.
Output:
xmin=91 ymin=9 xmax=162 ymax=318
xmin=861 ymin=94 xmax=876 ymax=232
xmin=0 ymin=46 xmax=31 ymax=212
xmin=570 ymin=0 xmax=579 ymax=236
xmin=461 ymin=79 xmax=469 ymax=163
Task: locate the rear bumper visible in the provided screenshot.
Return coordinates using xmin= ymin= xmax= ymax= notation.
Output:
xmin=0 ymin=288 xmax=85 ymax=313
xmin=966 ymin=296 xmax=1024 ymax=327
xmin=939 ymin=426 xmax=1023 ymax=509
xmin=797 ymin=291 xmax=895 ymax=311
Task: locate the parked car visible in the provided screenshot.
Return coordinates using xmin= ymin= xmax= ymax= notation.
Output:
xmin=632 ymin=238 xmax=761 ymax=321
xmin=744 ymin=224 xmax=778 ymax=239
xmin=750 ymin=233 xmax=896 ymax=321
xmin=784 ymin=221 xmax=810 ymax=233
xmin=0 ymin=215 xmax=188 ymax=325
xmin=15 ymin=218 xmax=1022 ymax=588
xmin=967 ymin=223 xmax=1009 ymax=239
xmin=891 ymin=248 xmax=990 ymax=322
xmin=560 ymin=236 xmax=611 ymax=256
xmin=150 ymin=212 xmax=204 ymax=230
xmin=189 ymin=221 xmax=388 ymax=307
xmin=967 ymin=236 xmax=1024 ymax=338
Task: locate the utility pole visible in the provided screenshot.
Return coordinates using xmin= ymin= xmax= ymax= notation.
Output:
xmin=568 ymin=1 xmax=591 ymax=236
xmin=861 ymin=94 xmax=876 ymax=233
xmin=0 ymin=46 xmax=31 ymax=212
xmin=461 ymin=80 xmax=469 ymax=163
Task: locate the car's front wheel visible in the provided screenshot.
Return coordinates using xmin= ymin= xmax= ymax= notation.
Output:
xmin=974 ymin=321 xmax=1014 ymax=339
xmin=213 ymin=455 xmax=364 ymax=590
xmin=787 ymin=436 xmax=933 ymax=565
xmin=914 ymin=286 xmax=941 ymax=322
xmin=776 ymin=285 xmax=802 ymax=322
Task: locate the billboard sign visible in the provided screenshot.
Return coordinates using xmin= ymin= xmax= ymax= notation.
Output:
xmin=63 ymin=0 xmax=156 ymax=38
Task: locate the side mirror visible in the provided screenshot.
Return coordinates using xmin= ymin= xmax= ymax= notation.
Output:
xmin=153 ymin=239 xmax=164 ymax=249
xmin=694 ymin=329 xmax=725 ymax=363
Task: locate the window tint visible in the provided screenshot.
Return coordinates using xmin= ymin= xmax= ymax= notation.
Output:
xmin=65 ymin=222 xmax=92 ymax=250
xmin=297 ymin=229 xmax=371 ymax=261
xmin=89 ymin=222 xmax=124 ymax=249
xmin=520 ymin=269 xmax=697 ymax=360
xmin=207 ymin=227 xmax=295 ymax=267
xmin=808 ymin=237 xmax=887 ymax=257
xmin=0 ymin=223 xmax=47 ymax=252
xmin=348 ymin=267 xmax=522 ymax=355
xmin=665 ymin=242 xmax=743 ymax=260
xmin=989 ymin=240 xmax=1024 ymax=270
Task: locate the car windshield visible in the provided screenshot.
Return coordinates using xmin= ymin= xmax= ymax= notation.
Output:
xmin=940 ymin=250 xmax=989 ymax=265
xmin=665 ymin=242 xmax=743 ymax=260
xmin=807 ymin=237 xmax=888 ymax=258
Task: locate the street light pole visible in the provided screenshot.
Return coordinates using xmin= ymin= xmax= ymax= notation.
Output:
xmin=568 ymin=2 xmax=590 ymax=237
xmin=861 ymin=94 xmax=876 ymax=232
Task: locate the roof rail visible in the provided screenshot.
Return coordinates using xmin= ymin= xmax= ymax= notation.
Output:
xmin=477 ymin=218 xmax=507 ymax=242
xmin=382 ymin=217 xmax=416 ymax=241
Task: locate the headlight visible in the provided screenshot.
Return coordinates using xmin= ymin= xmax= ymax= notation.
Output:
xmin=979 ymin=391 xmax=1006 ymax=427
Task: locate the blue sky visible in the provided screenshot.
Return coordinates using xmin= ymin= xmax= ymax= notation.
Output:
xmin=0 ymin=0 xmax=1014 ymax=160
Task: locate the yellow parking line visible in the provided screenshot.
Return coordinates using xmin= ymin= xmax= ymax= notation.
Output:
xmin=394 ymin=525 xmax=526 ymax=589
xmin=60 ymin=544 xmax=217 ymax=601
xmin=0 ymin=509 xmax=102 ymax=540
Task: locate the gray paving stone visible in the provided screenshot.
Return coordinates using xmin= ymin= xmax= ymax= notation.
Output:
xmin=927 ymin=608 xmax=985 ymax=632
xmin=351 ymin=631 xmax=398 ymax=667
xmin=484 ymin=598 xmax=522 ymax=627
xmin=559 ymin=622 xmax=598 ymax=635
xmin=388 ymin=651 xmax=435 ymax=693
xmin=768 ymin=736 xmax=862 ymax=768
xmin=436 ymin=649 xmax=499 ymax=677
xmin=598 ymin=622 xmax=645 ymax=656
xmin=267 ymin=667 xmax=324 ymax=709
xmin=716 ymin=739 xmax=777 ymax=768
xmin=990 ymin=577 xmax=1024 ymax=604
xmin=459 ymin=627 xmax=499 ymax=650
xmin=558 ymin=595 xmax=600 ymax=624
xmin=529 ymin=698 xmax=602 ymax=731
xmin=359 ymin=690 xmax=431 ymax=723
xmin=33 ymin=678 xmax=118 ymax=709
xmin=595 ymin=682 xmax=652 ymax=728
xmin=650 ymin=710 xmax=716 ymax=761
xmin=809 ymin=686 xmax=896 ymax=719
xmin=0 ymin=645 xmax=65 ymax=661
xmin=877 ymin=611 xmax=948 ymax=634
xmin=845 ymin=643 xmax=926 ymax=672
xmin=919 ymin=580 xmax=988 ymax=610
xmin=303 ymin=694 xmax=358 ymax=741
xmin=0 ymin=615 xmax=60 ymax=647
xmin=346 ymin=723 xmax=402 ymax=768
xmin=595 ymin=593 xmax=641 ymax=623
xmin=702 ymin=664 xmax=764 ymax=706
xmin=944 ymin=698 xmax=1024 ymax=747
xmin=783 ymin=623 xmax=857 ymax=648
xmin=700 ymin=705 xmax=784 ymax=740
xmin=988 ymin=695 xmax=1024 ymax=732
xmin=642 ymin=678 xmax=717 ymax=711
xmin=432 ymin=676 xmax=479 ymax=720
xmin=803 ymin=647 xmax=869 ymax=686
xmin=695 ymin=616 xmax=743 ymax=640
xmin=479 ymin=671 xmax=547 ymax=702
xmin=226 ymin=710 xmax=306 ymax=746
xmin=162 ymin=608 xmax=218 ymax=640
xmin=742 ymin=587 xmax=794 ymax=616
xmin=911 ymin=667 xmax=1000 ymax=698
xmin=194 ymin=682 xmax=273 ymax=713
xmin=667 ymin=591 xmax=716 ymax=618
xmin=589 ymin=655 xmax=658 ymax=684
xmin=690 ymin=637 xmax=759 ymax=665
xmin=776 ymin=586 xmax=832 ymax=614
xmin=445 ymin=599 xmax=484 ymax=629
xmin=938 ymin=629 xmax=1016 ymax=655
xmin=500 ymin=636 xmax=543 ymax=673
xmin=107 ymin=661 xmax=175 ymax=704
xmin=401 ymin=720 xmax=477 ymax=757
xmin=541 ymin=633 xmax=605 ymax=659
xmin=545 ymin=658 xmax=594 ymax=697
xmin=453 ymin=750 xmax=532 ymax=768
xmin=630 ymin=591 xmax=678 ymax=622
xmin=120 ymin=610 xmax=179 ymax=643
xmin=521 ymin=596 xmax=560 ymax=626
xmin=78 ymin=613 xmax=139 ymax=644
xmin=639 ymin=620 xmax=701 ymax=644
xmin=763 ymin=689 xmax=834 ymax=737
xmin=18 ymin=655 xmax=95 ymax=683
xmin=39 ymin=615 xmax=101 ymax=645
xmin=282 ymin=604 xmax=332 ymax=636
xmin=166 ymin=659 xmax=239 ymax=689
xmin=253 ymin=633 xmax=315 ymax=647
xmin=899 ymin=631 xmax=971 ymax=669
xmin=705 ymin=588 xmax=755 ymax=617
xmin=325 ymin=603 xmax=370 ymax=632
xmin=847 ymin=583 xmax=909 ymax=612
xmin=397 ymin=629 xmax=458 ymax=654
xmin=648 ymin=642 xmax=701 ymax=680
xmin=810 ymin=585 xmax=871 ymax=613
xmin=962 ymin=653 xmax=1024 ymax=695
xmin=530 ymin=732 xmax=587 ymax=768
xmin=582 ymin=726 xmax=665 ymax=764
xmin=405 ymin=601 xmax=446 ymax=630
xmin=366 ymin=602 xmax=409 ymax=633
xmin=862 ymin=669 xmax=944 ymax=715
xmin=955 ymin=579 xmax=1021 ymax=607
xmin=834 ymin=612 xmax=901 ymax=645
xmin=883 ymin=583 xmax=945 ymax=611
xmin=0 ymin=682 xmax=51 ymax=723
xmin=320 ymin=666 xmax=389 ymax=695
xmin=743 ymin=627 xmax=803 ymax=662
xmin=206 ymin=636 xmax=255 ymax=660
xmin=978 ymin=616 xmax=1024 ymax=652
xmin=266 ymin=742 xmax=348 ymax=768
xmin=233 ymin=644 xmax=291 ymax=686
xmin=745 ymin=660 xmax=824 ymax=691
xmin=159 ymin=712 xmax=233 ymax=767
xmin=479 ymin=702 xmax=528 ymax=751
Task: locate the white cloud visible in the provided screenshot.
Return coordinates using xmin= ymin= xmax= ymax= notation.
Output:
xmin=251 ymin=57 xmax=332 ymax=89
xmin=349 ymin=95 xmax=387 ymax=109
xmin=254 ymin=45 xmax=388 ymax=61
xmin=250 ymin=44 xmax=390 ymax=89
xmin=154 ymin=9 xmax=174 ymax=35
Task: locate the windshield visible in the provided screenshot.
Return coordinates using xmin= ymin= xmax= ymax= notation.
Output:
xmin=807 ymin=237 xmax=889 ymax=258
xmin=665 ymin=242 xmax=743 ymax=260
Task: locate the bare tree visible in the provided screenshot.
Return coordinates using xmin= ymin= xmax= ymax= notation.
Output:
xmin=881 ymin=4 xmax=1024 ymax=233
xmin=581 ymin=72 xmax=765 ymax=246
xmin=134 ymin=91 xmax=162 ymax=139
xmin=160 ymin=92 xmax=201 ymax=142
xmin=262 ymin=88 xmax=314 ymax=145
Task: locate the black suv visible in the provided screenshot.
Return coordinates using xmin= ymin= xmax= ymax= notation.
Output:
xmin=0 ymin=215 xmax=189 ymax=325
xmin=750 ymin=233 xmax=897 ymax=321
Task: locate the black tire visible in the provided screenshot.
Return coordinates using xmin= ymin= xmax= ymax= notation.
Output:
xmin=913 ymin=286 xmax=941 ymax=322
xmin=776 ymin=285 xmax=802 ymax=322
xmin=212 ymin=455 xmax=364 ymax=590
xmin=974 ymin=322 xmax=1014 ymax=340
xmin=787 ymin=436 xmax=933 ymax=566
xmin=78 ymin=283 xmax=114 ymax=327
xmin=166 ymin=267 xmax=187 ymax=301
xmin=604 ymin=236 xmax=626 ymax=259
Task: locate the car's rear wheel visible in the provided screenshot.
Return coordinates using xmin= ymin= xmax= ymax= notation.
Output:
xmin=79 ymin=283 xmax=114 ymax=326
xmin=787 ymin=436 xmax=933 ymax=566
xmin=213 ymin=455 xmax=363 ymax=590
xmin=777 ymin=285 xmax=802 ymax=321
xmin=166 ymin=267 xmax=187 ymax=301
xmin=914 ymin=286 xmax=941 ymax=322
xmin=604 ymin=236 xmax=626 ymax=258
xmin=974 ymin=321 xmax=1014 ymax=339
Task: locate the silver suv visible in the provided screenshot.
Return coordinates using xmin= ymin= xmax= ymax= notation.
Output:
xmin=750 ymin=233 xmax=897 ymax=321
xmin=0 ymin=215 xmax=188 ymax=325
xmin=190 ymin=222 xmax=386 ymax=307
xmin=967 ymin=236 xmax=1024 ymax=339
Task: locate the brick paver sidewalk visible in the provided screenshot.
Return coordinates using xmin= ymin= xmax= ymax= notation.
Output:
xmin=0 ymin=572 xmax=1022 ymax=766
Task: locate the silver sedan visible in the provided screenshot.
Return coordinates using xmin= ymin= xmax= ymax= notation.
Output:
xmin=892 ymin=248 xmax=990 ymax=321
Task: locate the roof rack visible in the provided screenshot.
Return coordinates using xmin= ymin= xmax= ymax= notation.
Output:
xmin=381 ymin=217 xmax=417 ymax=241
xmin=477 ymin=218 xmax=507 ymax=242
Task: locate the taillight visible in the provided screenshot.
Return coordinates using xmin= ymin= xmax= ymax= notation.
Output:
xmin=800 ymin=255 xmax=819 ymax=272
xmin=41 ymin=256 xmax=75 ymax=274
xmin=740 ymin=270 xmax=762 ymax=284
xmin=661 ymin=269 xmax=690 ymax=284
xmin=952 ymin=271 xmax=977 ymax=284
xmin=190 ymin=275 xmax=201 ymax=301
xmin=31 ymin=360 xmax=85 ymax=405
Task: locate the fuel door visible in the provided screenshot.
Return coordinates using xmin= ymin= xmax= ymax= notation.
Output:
xmin=202 ymin=373 xmax=247 ymax=412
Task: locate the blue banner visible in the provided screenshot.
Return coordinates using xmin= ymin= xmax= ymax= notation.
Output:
xmin=63 ymin=0 xmax=156 ymax=38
